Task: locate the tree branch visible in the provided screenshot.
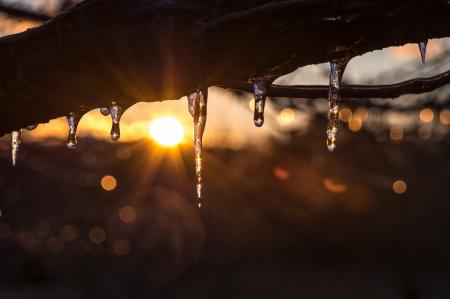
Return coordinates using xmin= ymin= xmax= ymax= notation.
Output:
xmin=0 ymin=0 xmax=449 ymax=136
xmin=0 ymin=4 xmax=51 ymax=22
xmin=227 ymin=70 xmax=450 ymax=99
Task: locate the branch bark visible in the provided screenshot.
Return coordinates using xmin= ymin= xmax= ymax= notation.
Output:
xmin=0 ymin=0 xmax=449 ymax=136
xmin=228 ymin=70 xmax=450 ymax=99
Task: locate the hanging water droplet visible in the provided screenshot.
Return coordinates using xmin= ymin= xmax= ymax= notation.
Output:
xmin=252 ymin=81 xmax=268 ymax=127
xmin=418 ymin=40 xmax=428 ymax=64
xmin=110 ymin=102 xmax=123 ymax=142
xmin=67 ymin=112 xmax=80 ymax=149
xmin=26 ymin=124 xmax=38 ymax=131
xmin=11 ymin=130 xmax=22 ymax=166
xmin=100 ymin=107 xmax=110 ymax=116
xmin=191 ymin=88 xmax=208 ymax=207
xmin=327 ymin=57 xmax=350 ymax=152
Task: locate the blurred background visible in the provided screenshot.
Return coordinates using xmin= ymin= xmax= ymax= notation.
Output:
xmin=0 ymin=1 xmax=449 ymax=298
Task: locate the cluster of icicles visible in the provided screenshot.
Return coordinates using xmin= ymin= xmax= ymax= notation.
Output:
xmin=10 ymin=41 xmax=428 ymax=208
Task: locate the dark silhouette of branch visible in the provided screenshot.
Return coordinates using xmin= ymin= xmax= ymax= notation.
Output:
xmin=0 ymin=0 xmax=449 ymax=136
xmin=228 ymin=70 xmax=450 ymax=99
xmin=0 ymin=4 xmax=51 ymax=22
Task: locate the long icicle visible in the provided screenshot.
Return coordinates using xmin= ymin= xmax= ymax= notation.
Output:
xmin=110 ymin=101 xmax=123 ymax=141
xmin=67 ymin=112 xmax=80 ymax=149
xmin=11 ymin=130 xmax=22 ymax=166
xmin=418 ymin=40 xmax=428 ymax=64
xmin=189 ymin=88 xmax=208 ymax=208
xmin=252 ymin=81 xmax=268 ymax=127
xmin=327 ymin=57 xmax=350 ymax=152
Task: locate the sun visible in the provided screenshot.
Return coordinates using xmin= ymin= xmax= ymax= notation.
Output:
xmin=149 ymin=116 xmax=185 ymax=147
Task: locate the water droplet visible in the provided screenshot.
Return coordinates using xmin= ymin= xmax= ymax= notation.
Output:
xmin=327 ymin=57 xmax=350 ymax=152
xmin=100 ymin=107 xmax=110 ymax=116
xmin=67 ymin=112 xmax=80 ymax=149
xmin=190 ymin=88 xmax=208 ymax=207
xmin=110 ymin=102 xmax=123 ymax=142
xmin=26 ymin=124 xmax=38 ymax=131
xmin=252 ymin=81 xmax=268 ymax=127
xmin=11 ymin=130 xmax=22 ymax=166
xmin=418 ymin=40 xmax=428 ymax=64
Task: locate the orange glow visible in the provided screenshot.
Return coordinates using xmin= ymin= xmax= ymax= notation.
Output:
xmin=112 ymin=239 xmax=130 ymax=256
xmin=323 ymin=179 xmax=348 ymax=194
xmin=390 ymin=127 xmax=404 ymax=142
xmin=419 ymin=108 xmax=434 ymax=123
xmin=149 ymin=116 xmax=184 ymax=147
xmin=119 ymin=206 xmax=137 ymax=224
xmin=440 ymin=109 xmax=450 ymax=125
xmin=59 ymin=225 xmax=78 ymax=242
xmin=339 ymin=108 xmax=352 ymax=122
xmin=393 ymin=180 xmax=407 ymax=194
xmin=101 ymin=175 xmax=117 ymax=191
xmin=354 ymin=107 xmax=369 ymax=122
xmin=273 ymin=167 xmax=290 ymax=180
xmin=348 ymin=117 xmax=363 ymax=132
xmin=277 ymin=108 xmax=296 ymax=126
xmin=47 ymin=237 xmax=64 ymax=253
xmin=89 ymin=227 xmax=106 ymax=245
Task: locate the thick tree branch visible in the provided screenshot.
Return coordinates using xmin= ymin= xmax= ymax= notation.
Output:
xmin=228 ymin=70 xmax=450 ymax=99
xmin=0 ymin=0 xmax=449 ymax=136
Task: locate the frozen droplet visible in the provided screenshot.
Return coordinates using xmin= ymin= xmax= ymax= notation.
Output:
xmin=418 ymin=40 xmax=428 ymax=64
xmin=26 ymin=124 xmax=38 ymax=131
xmin=67 ymin=112 xmax=80 ymax=149
xmin=110 ymin=102 xmax=123 ymax=142
xmin=11 ymin=130 xmax=22 ymax=166
xmin=252 ymin=81 xmax=268 ymax=127
xmin=100 ymin=107 xmax=110 ymax=116
xmin=327 ymin=57 xmax=350 ymax=152
xmin=190 ymin=88 xmax=208 ymax=207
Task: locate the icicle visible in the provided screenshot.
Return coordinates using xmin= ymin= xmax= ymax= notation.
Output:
xmin=252 ymin=81 xmax=268 ymax=127
xmin=26 ymin=124 xmax=38 ymax=131
xmin=110 ymin=102 xmax=123 ymax=141
xmin=11 ymin=130 xmax=22 ymax=166
xmin=418 ymin=40 xmax=428 ymax=64
xmin=100 ymin=107 xmax=110 ymax=116
xmin=66 ymin=112 xmax=80 ymax=149
xmin=327 ymin=57 xmax=350 ymax=152
xmin=190 ymin=88 xmax=208 ymax=208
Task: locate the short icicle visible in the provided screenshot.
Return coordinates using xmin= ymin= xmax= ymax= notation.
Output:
xmin=418 ymin=40 xmax=428 ymax=64
xmin=188 ymin=88 xmax=208 ymax=208
xmin=11 ymin=130 xmax=22 ymax=166
xmin=327 ymin=57 xmax=350 ymax=152
xmin=110 ymin=102 xmax=123 ymax=141
xmin=66 ymin=112 xmax=80 ymax=149
xmin=252 ymin=81 xmax=268 ymax=127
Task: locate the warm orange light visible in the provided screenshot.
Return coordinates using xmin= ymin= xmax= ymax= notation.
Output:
xmin=273 ymin=167 xmax=290 ymax=180
xmin=390 ymin=126 xmax=404 ymax=142
xmin=339 ymin=108 xmax=352 ymax=122
xmin=112 ymin=239 xmax=131 ymax=256
xmin=419 ymin=108 xmax=434 ymax=123
xmin=119 ymin=206 xmax=137 ymax=224
xmin=277 ymin=108 xmax=296 ymax=126
xmin=348 ymin=117 xmax=363 ymax=132
xmin=393 ymin=180 xmax=407 ymax=194
xmin=354 ymin=107 xmax=369 ymax=122
xmin=149 ymin=116 xmax=184 ymax=147
xmin=440 ymin=109 xmax=450 ymax=125
xmin=101 ymin=175 xmax=117 ymax=191
xmin=323 ymin=179 xmax=348 ymax=193
xmin=89 ymin=227 xmax=106 ymax=245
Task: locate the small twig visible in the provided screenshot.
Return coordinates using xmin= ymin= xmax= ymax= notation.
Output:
xmin=227 ymin=70 xmax=450 ymax=99
xmin=0 ymin=4 xmax=51 ymax=22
